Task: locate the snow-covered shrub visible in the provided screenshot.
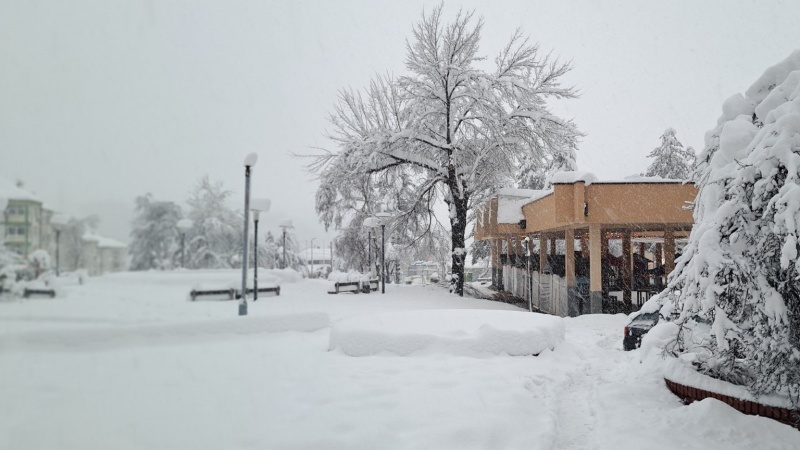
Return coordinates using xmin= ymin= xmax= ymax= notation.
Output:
xmin=665 ymin=50 xmax=800 ymax=406
xmin=28 ymin=249 xmax=50 ymax=278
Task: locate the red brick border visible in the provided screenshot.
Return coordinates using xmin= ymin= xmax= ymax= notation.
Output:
xmin=664 ymin=378 xmax=800 ymax=430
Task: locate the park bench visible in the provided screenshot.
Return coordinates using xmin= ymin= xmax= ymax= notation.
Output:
xmin=367 ymin=279 xmax=379 ymax=292
xmin=23 ymin=288 xmax=56 ymax=298
xmin=328 ymin=281 xmax=362 ymax=294
xmin=236 ymin=286 xmax=281 ymax=299
xmin=189 ymin=288 xmax=236 ymax=301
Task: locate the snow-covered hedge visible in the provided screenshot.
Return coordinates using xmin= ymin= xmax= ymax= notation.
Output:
xmin=329 ymin=310 xmax=565 ymax=357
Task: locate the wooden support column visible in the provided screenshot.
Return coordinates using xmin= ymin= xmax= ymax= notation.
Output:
xmin=655 ymin=243 xmax=663 ymax=288
xmin=565 ymin=228 xmax=579 ymax=316
xmin=622 ymin=230 xmax=632 ymax=305
xmin=664 ymin=229 xmax=675 ymax=279
xmin=491 ymin=239 xmax=501 ymax=289
xmin=589 ymin=224 xmax=602 ymax=313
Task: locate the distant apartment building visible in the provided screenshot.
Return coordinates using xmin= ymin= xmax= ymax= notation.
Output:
xmin=0 ymin=178 xmax=48 ymax=258
xmin=81 ymin=233 xmax=128 ymax=275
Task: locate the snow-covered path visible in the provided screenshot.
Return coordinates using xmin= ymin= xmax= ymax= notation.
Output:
xmin=1 ymin=270 xmax=796 ymax=449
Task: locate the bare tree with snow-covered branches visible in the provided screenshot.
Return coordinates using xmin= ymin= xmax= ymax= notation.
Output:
xmin=309 ymin=6 xmax=581 ymax=295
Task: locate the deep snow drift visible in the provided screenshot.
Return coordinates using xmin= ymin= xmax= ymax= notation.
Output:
xmin=0 ymin=270 xmax=796 ymax=449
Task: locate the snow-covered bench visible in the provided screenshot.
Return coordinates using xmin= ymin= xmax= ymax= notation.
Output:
xmin=189 ymin=288 xmax=236 ymax=301
xmin=23 ymin=288 xmax=56 ymax=298
xmin=367 ymin=279 xmax=379 ymax=292
xmin=328 ymin=281 xmax=362 ymax=294
xmin=236 ymin=286 xmax=281 ymax=299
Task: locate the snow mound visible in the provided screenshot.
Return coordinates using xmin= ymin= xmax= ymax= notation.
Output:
xmin=3 ymin=312 xmax=331 ymax=352
xmin=328 ymin=270 xmax=371 ymax=282
xmin=329 ymin=309 xmax=564 ymax=357
xmin=666 ymin=398 xmax=797 ymax=437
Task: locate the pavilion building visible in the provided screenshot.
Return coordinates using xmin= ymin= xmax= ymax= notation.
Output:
xmin=473 ymin=171 xmax=697 ymax=316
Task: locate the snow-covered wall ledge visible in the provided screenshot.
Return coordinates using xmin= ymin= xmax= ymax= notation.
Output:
xmin=663 ymin=358 xmax=797 ymax=413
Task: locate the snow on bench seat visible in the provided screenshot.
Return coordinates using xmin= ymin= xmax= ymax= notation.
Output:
xmin=329 ymin=309 xmax=564 ymax=357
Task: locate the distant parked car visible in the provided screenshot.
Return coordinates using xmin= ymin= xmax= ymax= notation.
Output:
xmin=623 ymin=311 xmax=660 ymax=351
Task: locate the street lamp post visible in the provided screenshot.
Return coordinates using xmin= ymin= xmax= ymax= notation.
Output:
xmin=375 ymin=212 xmax=393 ymax=294
xmin=310 ymin=237 xmax=316 ymax=278
xmin=367 ymin=230 xmax=372 ymax=275
xmin=250 ymin=199 xmax=271 ymax=301
xmin=278 ymin=219 xmax=293 ymax=270
xmin=50 ymin=214 xmax=70 ymax=277
xmin=363 ymin=217 xmax=379 ymax=283
xmin=176 ymin=218 xmax=193 ymax=269
xmin=239 ymin=152 xmax=258 ymax=316
xmin=365 ymin=212 xmax=392 ymax=294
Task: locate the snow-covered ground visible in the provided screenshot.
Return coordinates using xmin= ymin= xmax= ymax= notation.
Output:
xmin=1 ymin=270 xmax=796 ymax=449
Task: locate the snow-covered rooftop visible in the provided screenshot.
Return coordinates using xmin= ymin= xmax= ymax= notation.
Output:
xmin=550 ymin=171 xmax=598 ymax=185
xmin=83 ymin=233 xmax=127 ymax=248
xmin=551 ymin=171 xmax=687 ymax=185
xmin=496 ymin=188 xmax=552 ymax=224
xmin=0 ymin=177 xmax=42 ymax=203
xmin=497 ymin=197 xmax=534 ymax=223
xmin=496 ymin=187 xmax=546 ymax=198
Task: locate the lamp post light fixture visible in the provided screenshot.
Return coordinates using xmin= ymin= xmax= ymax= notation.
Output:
xmin=49 ymin=213 xmax=70 ymax=277
xmin=250 ymin=199 xmax=271 ymax=301
xmin=239 ymin=152 xmax=258 ymax=316
xmin=176 ymin=218 xmax=193 ymax=269
xmin=278 ymin=219 xmax=293 ymax=270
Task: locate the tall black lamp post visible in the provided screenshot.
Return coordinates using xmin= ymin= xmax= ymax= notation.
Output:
xmin=366 ymin=212 xmax=393 ymax=294
xmin=239 ymin=152 xmax=258 ymax=316
xmin=278 ymin=219 xmax=293 ymax=269
xmin=251 ymin=199 xmax=271 ymax=301
xmin=363 ymin=217 xmax=379 ymax=282
xmin=176 ymin=218 xmax=193 ymax=269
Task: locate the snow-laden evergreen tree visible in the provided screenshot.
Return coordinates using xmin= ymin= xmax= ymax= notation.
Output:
xmin=184 ymin=176 xmax=243 ymax=269
xmin=664 ymin=50 xmax=800 ymax=406
xmin=129 ymin=195 xmax=182 ymax=271
xmin=276 ymin=227 xmax=305 ymax=272
xmin=311 ymin=6 xmax=581 ymax=295
xmin=645 ymin=128 xmax=696 ymax=179
xmin=258 ymin=231 xmax=279 ymax=269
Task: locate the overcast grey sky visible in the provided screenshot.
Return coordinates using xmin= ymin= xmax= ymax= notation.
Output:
xmin=2 ymin=0 xmax=799 ymax=243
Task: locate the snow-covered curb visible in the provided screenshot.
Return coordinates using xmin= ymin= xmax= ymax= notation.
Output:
xmin=329 ymin=309 xmax=564 ymax=357
xmin=663 ymin=358 xmax=793 ymax=409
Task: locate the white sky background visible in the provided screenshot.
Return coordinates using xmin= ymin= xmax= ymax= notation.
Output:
xmin=2 ymin=0 xmax=799 ymax=243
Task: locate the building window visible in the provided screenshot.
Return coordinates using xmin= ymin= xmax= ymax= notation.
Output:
xmin=5 ymin=204 xmax=26 ymax=216
xmin=6 ymin=226 xmax=26 ymax=236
